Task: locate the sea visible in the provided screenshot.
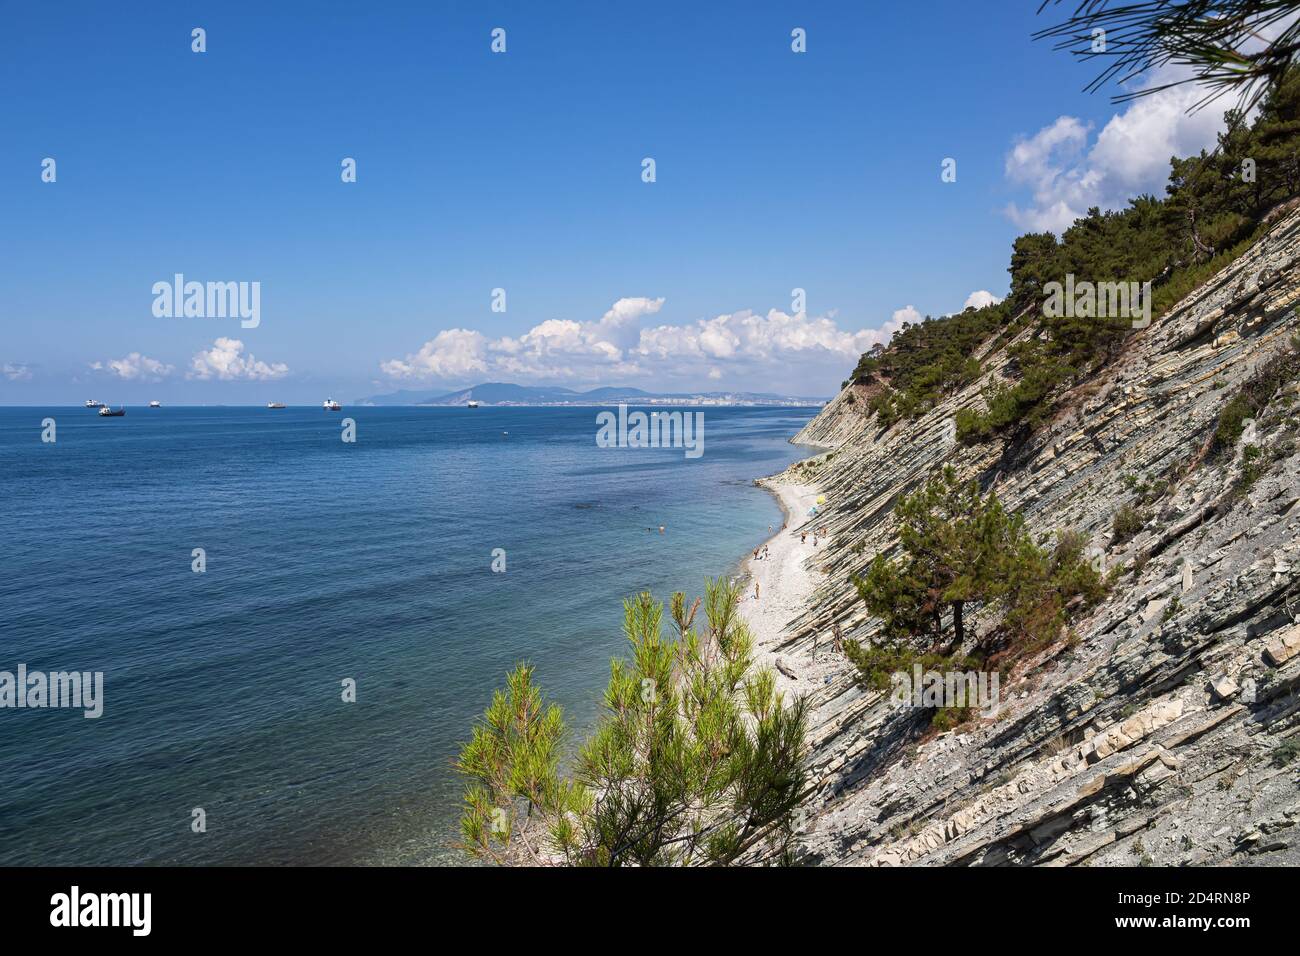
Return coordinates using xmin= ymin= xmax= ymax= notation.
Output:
xmin=0 ymin=404 xmax=818 ymax=865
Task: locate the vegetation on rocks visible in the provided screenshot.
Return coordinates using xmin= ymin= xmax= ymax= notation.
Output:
xmin=1273 ymin=738 xmax=1300 ymax=768
xmin=456 ymin=579 xmax=807 ymax=866
xmin=846 ymin=468 xmax=1107 ymax=712
xmin=852 ymin=304 xmax=1008 ymax=428
xmin=1212 ymin=334 xmax=1300 ymax=456
xmin=842 ymin=641 xmax=985 ymax=731
xmin=1110 ymin=504 xmax=1148 ymax=546
xmin=853 ymin=69 xmax=1300 ymax=445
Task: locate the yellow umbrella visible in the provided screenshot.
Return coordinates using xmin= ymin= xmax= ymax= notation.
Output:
xmin=816 ymin=495 xmax=826 ymax=505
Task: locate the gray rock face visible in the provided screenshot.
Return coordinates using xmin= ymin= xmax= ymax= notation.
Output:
xmin=780 ymin=209 xmax=1300 ymax=866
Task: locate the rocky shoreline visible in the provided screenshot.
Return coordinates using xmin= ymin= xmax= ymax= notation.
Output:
xmin=756 ymin=207 xmax=1300 ymax=866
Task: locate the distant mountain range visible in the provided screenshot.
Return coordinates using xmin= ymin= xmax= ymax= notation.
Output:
xmin=355 ymin=382 xmax=828 ymax=407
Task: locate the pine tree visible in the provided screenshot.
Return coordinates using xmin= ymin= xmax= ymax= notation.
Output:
xmin=456 ymin=579 xmax=808 ymax=866
xmin=853 ymin=467 xmax=1106 ymax=660
xmin=1035 ymin=1 xmax=1300 ymax=114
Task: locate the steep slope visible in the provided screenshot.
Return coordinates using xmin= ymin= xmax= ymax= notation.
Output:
xmin=779 ymin=207 xmax=1300 ymax=866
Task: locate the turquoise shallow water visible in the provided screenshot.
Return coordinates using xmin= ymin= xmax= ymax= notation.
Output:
xmin=0 ymin=404 xmax=817 ymax=865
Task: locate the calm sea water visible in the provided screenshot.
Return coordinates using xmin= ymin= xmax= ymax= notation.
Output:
xmin=0 ymin=404 xmax=816 ymax=865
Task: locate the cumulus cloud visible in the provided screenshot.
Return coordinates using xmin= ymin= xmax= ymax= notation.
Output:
xmin=90 ymin=352 xmax=173 ymax=382
xmin=380 ymin=328 xmax=489 ymax=380
xmin=189 ymin=338 xmax=289 ymax=381
xmin=636 ymin=308 xmax=886 ymax=366
xmin=1004 ymin=67 xmax=1228 ymax=234
xmin=963 ymin=290 xmax=1002 ymax=310
xmin=889 ymin=305 xmax=923 ymax=328
xmin=383 ymin=298 xmax=668 ymax=382
xmin=2 ymin=362 xmax=33 ymax=381
xmin=380 ymin=297 xmax=914 ymax=389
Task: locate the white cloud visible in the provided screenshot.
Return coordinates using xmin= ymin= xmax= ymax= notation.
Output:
xmin=380 ymin=328 xmax=488 ymax=380
xmin=188 ymin=338 xmax=289 ymax=381
xmin=889 ymin=305 xmax=923 ymax=328
xmin=1005 ymin=116 xmax=1091 ymax=188
xmin=90 ymin=352 xmax=173 ymax=382
xmin=380 ymin=297 xmax=913 ymax=390
xmin=2 ymin=362 xmax=33 ymax=381
xmin=382 ymin=297 xmax=663 ymax=383
xmin=1004 ymin=67 xmax=1229 ymax=234
xmin=963 ymin=290 xmax=1002 ymax=310
xmin=593 ymin=296 xmax=665 ymax=349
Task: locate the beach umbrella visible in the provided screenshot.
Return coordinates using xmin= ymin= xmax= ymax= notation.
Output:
xmin=816 ymin=495 xmax=826 ymax=505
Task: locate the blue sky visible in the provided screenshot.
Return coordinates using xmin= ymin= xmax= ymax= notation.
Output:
xmin=0 ymin=1 xmax=1230 ymax=403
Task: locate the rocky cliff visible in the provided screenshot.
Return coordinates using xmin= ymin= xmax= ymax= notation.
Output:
xmin=780 ymin=206 xmax=1300 ymax=866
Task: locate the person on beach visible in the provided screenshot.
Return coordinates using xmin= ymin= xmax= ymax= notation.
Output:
xmin=801 ymin=532 xmax=807 ymax=544
xmin=754 ymin=581 xmax=760 ymax=601
xmin=832 ymin=622 xmax=844 ymax=654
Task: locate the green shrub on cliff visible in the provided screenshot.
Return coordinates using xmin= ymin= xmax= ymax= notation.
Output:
xmin=841 ymin=639 xmax=985 ymax=730
xmin=858 ymin=68 xmax=1300 ymax=443
xmin=854 ymin=467 xmax=1018 ymax=650
xmin=1213 ymin=339 xmax=1300 ymax=456
xmin=852 ymin=305 xmax=1007 ymax=428
xmin=456 ymin=579 xmax=808 ymax=866
xmin=1110 ymin=504 xmax=1148 ymax=546
xmin=850 ymin=467 xmax=1105 ymax=674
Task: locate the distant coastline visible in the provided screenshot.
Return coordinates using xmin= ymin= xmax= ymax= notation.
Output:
xmin=369 ymin=399 xmax=828 ymax=408
xmin=8 ymin=399 xmax=827 ymax=409
xmin=357 ymin=381 xmax=830 ymax=407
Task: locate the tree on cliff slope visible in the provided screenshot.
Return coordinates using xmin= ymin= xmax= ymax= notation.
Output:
xmin=855 ymin=468 xmax=1026 ymax=651
xmin=860 ymin=65 xmax=1300 ymax=445
xmin=853 ymin=467 xmax=1107 ymax=659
